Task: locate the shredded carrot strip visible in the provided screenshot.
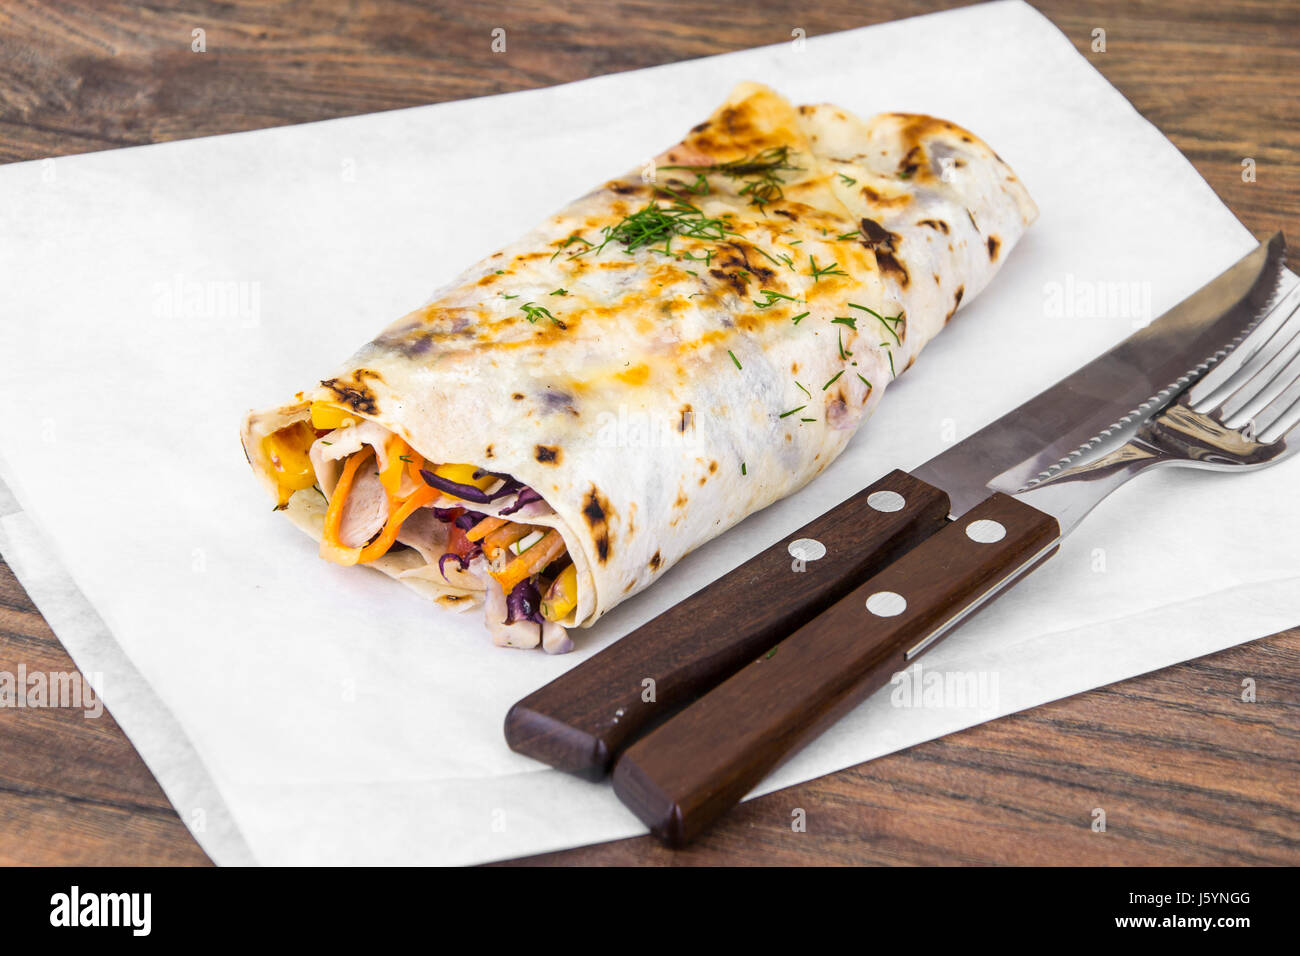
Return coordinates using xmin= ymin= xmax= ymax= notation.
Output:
xmin=406 ymin=452 xmax=427 ymax=486
xmin=491 ymin=530 xmax=566 ymax=594
xmin=358 ymin=484 xmax=439 ymax=563
xmin=320 ymin=447 xmax=373 ymax=565
xmin=379 ymin=436 xmax=410 ymax=496
xmin=482 ymin=522 xmax=533 ymax=559
xmin=466 ymin=516 xmax=508 ymax=542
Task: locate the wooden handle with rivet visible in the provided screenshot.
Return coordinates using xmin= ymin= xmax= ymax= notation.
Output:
xmin=611 ymin=491 xmax=1061 ymax=845
xmin=504 ymin=470 xmax=951 ymax=778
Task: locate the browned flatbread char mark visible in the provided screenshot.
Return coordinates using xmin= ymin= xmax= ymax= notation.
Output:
xmin=946 ymin=285 xmax=965 ymax=323
xmin=860 ymin=184 xmax=911 ymax=208
xmin=320 ymin=368 xmax=382 ymax=414
xmin=859 ymin=217 xmax=910 ymax=288
xmin=917 ymin=218 xmax=950 ymax=234
xmin=582 ymin=485 xmax=614 ymax=564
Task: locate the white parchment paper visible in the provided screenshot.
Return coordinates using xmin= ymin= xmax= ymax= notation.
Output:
xmin=1 ymin=1 xmax=1296 ymax=865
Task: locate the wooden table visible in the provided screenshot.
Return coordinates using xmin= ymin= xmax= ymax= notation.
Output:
xmin=1 ymin=0 xmax=1296 ymax=866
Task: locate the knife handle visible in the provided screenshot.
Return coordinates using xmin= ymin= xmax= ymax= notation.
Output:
xmin=504 ymin=470 xmax=951 ymax=778
xmin=611 ymin=492 xmax=1060 ymax=846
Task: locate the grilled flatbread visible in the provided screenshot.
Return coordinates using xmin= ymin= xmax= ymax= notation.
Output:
xmin=241 ymin=82 xmax=1037 ymax=652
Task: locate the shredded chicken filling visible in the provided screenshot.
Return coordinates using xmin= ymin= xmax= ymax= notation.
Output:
xmin=260 ymin=403 xmax=577 ymax=651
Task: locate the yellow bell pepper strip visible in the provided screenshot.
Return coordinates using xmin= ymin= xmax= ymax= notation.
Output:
xmin=358 ymin=483 xmax=439 ymax=563
xmin=491 ymin=529 xmax=566 ymax=594
xmin=261 ymin=420 xmax=318 ymax=509
xmin=378 ymin=436 xmax=410 ymax=496
xmin=540 ymin=563 xmax=578 ymax=621
xmin=310 ymin=401 xmax=359 ymax=430
xmin=319 ymin=447 xmax=373 ymax=565
xmin=428 ymin=462 xmax=498 ymax=502
xmin=481 ymin=522 xmax=534 ymax=561
xmin=466 ymin=515 xmax=508 ymax=542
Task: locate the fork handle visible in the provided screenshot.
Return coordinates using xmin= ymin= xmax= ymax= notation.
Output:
xmin=505 ymin=470 xmax=950 ymax=778
xmin=612 ymin=493 xmax=1060 ymax=847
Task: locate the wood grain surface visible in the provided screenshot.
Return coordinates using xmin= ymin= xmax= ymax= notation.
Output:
xmin=1 ymin=0 xmax=1296 ymax=866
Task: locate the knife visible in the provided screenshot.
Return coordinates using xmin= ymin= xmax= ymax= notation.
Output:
xmin=612 ymin=233 xmax=1289 ymax=845
xmin=505 ymin=233 xmax=1285 ymax=779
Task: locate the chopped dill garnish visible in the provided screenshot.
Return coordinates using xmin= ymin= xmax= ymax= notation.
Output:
xmin=857 ymin=373 xmax=873 ymax=389
xmin=754 ymin=246 xmax=783 ymax=268
xmin=790 ymin=311 xmax=810 ymax=325
xmin=836 ymin=231 xmax=860 ymax=241
xmin=831 ymin=316 xmax=857 ymax=330
xmin=800 ymin=417 xmax=816 ymax=423
xmin=838 ymin=328 xmax=851 ymax=360
xmin=823 ymin=370 xmax=844 ymax=390
xmin=398 ymin=455 xmax=412 ymax=462
xmin=671 ymin=172 xmax=710 ymax=195
xmin=779 ymin=405 xmax=807 ymax=418
xmin=521 ymin=301 xmax=562 ymax=326
xmin=795 ymin=381 xmax=811 ymax=398
xmin=659 ymin=145 xmax=801 ymax=211
xmin=808 ymin=256 xmax=847 ymax=282
xmin=888 ymin=351 xmax=896 ymax=378
xmin=849 ymin=302 xmax=904 ymax=344
xmin=753 ymin=289 xmax=802 ymax=309
xmin=596 ymin=198 xmax=731 ymax=257
xmin=837 ymin=172 xmax=857 ymax=186
xmin=500 ymin=292 xmax=519 ymax=300
xmin=549 ymin=288 xmax=568 ymax=296
xmin=550 ymin=234 xmax=593 ymax=261
xmin=728 ymin=349 xmax=742 ymax=370
xmin=741 ymin=462 xmax=747 ymax=475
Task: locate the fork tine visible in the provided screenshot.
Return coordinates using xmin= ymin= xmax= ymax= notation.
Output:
xmin=1217 ymin=314 xmax=1300 ymax=425
xmin=1251 ymin=349 xmax=1300 ymax=440
xmin=1188 ymin=280 xmax=1300 ymax=411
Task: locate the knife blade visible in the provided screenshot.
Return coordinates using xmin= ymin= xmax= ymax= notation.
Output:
xmin=917 ymin=233 xmax=1286 ymax=520
xmin=507 ymin=233 xmax=1285 ymax=779
xmin=612 ymin=233 xmax=1288 ymax=845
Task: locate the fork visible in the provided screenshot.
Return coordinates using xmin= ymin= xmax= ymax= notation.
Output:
xmin=1015 ymin=276 xmax=1300 ymax=531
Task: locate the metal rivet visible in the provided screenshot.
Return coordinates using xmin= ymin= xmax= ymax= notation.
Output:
xmin=788 ymin=538 xmax=826 ymax=561
xmin=866 ymin=591 xmax=907 ymax=617
xmin=966 ymin=519 xmax=1006 ymax=544
xmin=867 ymin=490 xmax=906 ymax=513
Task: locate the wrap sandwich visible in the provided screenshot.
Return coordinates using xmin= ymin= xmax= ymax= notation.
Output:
xmin=241 ymin=82 xmax=1037 ymax=653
